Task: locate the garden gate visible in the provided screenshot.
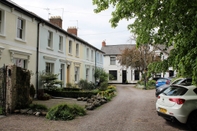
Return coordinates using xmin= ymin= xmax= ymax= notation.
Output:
xmin=0 ymin=65 xmax=6 ymax=115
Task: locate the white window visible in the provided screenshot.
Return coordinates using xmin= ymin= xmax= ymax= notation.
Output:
xmin=86 ymin=48 xmax=89 ymax=60
xmin=75 ymin=67 xmax=79 ymax=82
xmin=86 ymin=68 xmax=89 ymax=81
xmin=110 ymin=57 xmax=116 ymax=65
xmin=76 ymin=43 xmax=79 ymax=56
xmin=97 ymin=52 xmax=100 ymax=62
xmin=13 ymin=58 xmax=27 ymax=69
xmin=100 ymin=54 xmax=102 ymax=63
xmin=59 ymin=36 xmax=63 ymax=51
xmin=91 ymin=50 xmax=94 ymax=61
xmin=69 ymin=40 xmax=72 ymax=54
xmin=0 ymin=10 xmax=5 ymax=34
xmin=46 ymin=62 xmax=54 ymax=73
xmin=17 ymin=18 xmax=25 ymax=39
xmin=60 ymin=64 xmax=65 ymax=86
xmin=48 ymin=31 xmax=53 ymax=48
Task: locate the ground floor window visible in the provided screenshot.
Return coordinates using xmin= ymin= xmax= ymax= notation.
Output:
xmin=86 ymin=68 xmax=89 ymax=81
xmin=75 ymin=67 xmax=79 ymax=82
xmin=13 ymin=58 xmax=27 ymax=69
xmin=109 ymin=70 xmax=117 ymax=80
xmin=46 ymin=62 xmax=54 ymax=73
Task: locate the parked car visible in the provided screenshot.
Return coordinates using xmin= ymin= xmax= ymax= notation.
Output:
xmin=156 ymin=85 xmax=197 ymax=130
xmin=155 ymin=78 xmax=192 ymax=97
xmin=155 ymin=78 xmax=171 ymax=88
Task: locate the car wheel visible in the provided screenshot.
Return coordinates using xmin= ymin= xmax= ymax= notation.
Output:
xmin=187 ymin=111 xmax=197 ymax=130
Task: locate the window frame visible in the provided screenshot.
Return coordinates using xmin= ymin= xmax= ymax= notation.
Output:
xmin=0 ymin=9 xmax=5 ymax=35
xmin=59 ymin=35 xmax=63 ymax=51
xmin=76 ymin=43 xmax=79 ymax=57
xmin=110 ymin=57 xmax=116 ymax=65
xmin=86 ymin=48 xmax=89 ymax=60
xmin=86 ymin=68 xmax=89 ymax=81
xmin=109 ymin=70 xmax=117 ymax=80
xmin=13 ymin=58 xmax=27 ymax=69
xmin=74 ymin=67 xmax=79 ymax=82
xmin=69 ymin=40 xmax=72 ymax=54
xmin=45 ymin=62 xmax=54 ymax=73
xmin=17 ymin=18 xmax=25 ymax=40
xmin=48 ymin=31 xmax=53 ymax=48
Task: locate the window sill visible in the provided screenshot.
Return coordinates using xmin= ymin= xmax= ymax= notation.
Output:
xmin=47 ymin=47 xmax=54 ymax=51
xmin=58 ymin=50 xmax=64 ymax=53
xmin=75 ymin=55 xmax=79 ymax=58
xmin=68 ymin=53 xmax=72 ymax=56
xmin=0 ymin=33 xmax=6 ymax=38
xmin=15 ymin=38 xmax=26 ymax=43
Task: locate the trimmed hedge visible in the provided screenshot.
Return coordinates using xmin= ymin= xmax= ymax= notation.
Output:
xmin=44 ymin=90 xmax=98 ymax=98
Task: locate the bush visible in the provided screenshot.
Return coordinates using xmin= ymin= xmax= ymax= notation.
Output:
xmin=37 ymin=89 xmax=51 ymax=100
xmin=147 ymin=80 xmax=156 ymax=87
xmin=78 ymin=79 xmax=95 ymax=90
xmin=29 ymin=103 xmax=48 ymax=111
xmin=99 ymin=81 xmax=108 ymax=91
xmin=30 ymin=84 xmax=36 ymax=98
xmin=46 ymin=103 xmax=86 ymax=121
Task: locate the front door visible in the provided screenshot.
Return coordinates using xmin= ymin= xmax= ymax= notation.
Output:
xmin=122 ymin=70 xmax=127 ymax=84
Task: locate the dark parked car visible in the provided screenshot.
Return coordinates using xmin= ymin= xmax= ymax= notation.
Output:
xmin=155 ymin=78 xmax=171 ymax=88
xmin=155 ymin=78 xmax=192 ymax=97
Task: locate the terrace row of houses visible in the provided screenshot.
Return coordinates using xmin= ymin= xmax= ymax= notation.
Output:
xmin=0 ymin=1 xmax=104 ymax=90
xmin=0 ymin=1 xmax=175 ymax=90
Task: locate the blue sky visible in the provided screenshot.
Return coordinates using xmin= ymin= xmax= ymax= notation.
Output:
xmin=12 ymin=0 xmax=134 ymax=49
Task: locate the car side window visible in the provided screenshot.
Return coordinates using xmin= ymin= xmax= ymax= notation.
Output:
xmin=193 ymin=88 xmax=197 ymax=95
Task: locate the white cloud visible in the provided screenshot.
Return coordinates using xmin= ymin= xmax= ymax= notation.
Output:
xmin=12 ymin=0 xmax=134 ymax=49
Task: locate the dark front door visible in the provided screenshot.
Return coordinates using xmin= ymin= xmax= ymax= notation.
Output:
xmin=122 ymin=70 xmax=127 ymax=84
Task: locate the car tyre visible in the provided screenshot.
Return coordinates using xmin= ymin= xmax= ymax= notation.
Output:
xmin=187 ymin=110 xmax=197 ymax=131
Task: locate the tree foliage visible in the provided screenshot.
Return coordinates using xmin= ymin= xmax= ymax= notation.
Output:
xmin=93 ymin=0 xmax=197 ymax=84
xmin=117 ymin=45 xmax=160 ymax=77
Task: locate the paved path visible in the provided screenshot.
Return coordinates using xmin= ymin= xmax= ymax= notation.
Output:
xmin=0 ymin=84 xmax=189 ymax=131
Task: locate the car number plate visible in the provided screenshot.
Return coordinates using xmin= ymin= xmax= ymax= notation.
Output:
xmin=159 ymin=108 xmax=167 ymax=114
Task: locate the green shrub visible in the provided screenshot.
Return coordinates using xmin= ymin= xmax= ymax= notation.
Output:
xmin=29 ymin=103 xmax=48 ymax=111
xmin=30 ymin=84 xmax=36 ymax=98
xmin=46 ymin=103 xmax=86 ymax=121
xmin=99 ymin=81 xmax=108 ymax=91
xmin=78 ymin=79 xmax=95 ymax=90
xmin=147 ymin=80 xmax=156 ymax=87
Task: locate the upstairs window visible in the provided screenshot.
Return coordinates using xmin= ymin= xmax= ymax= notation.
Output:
xmin=48 ymin=31 xmax=53 ymax=48
xmin=110 ymin=57 xmax=116 ymax=65
xmin=0 ymin=10 xmax=5 ymax=34
xmin=17 ymin=18 xmax=25 ymax=39
xmin=91 ymin=50 xmax=94 ymax=61
xmin=76 ymin=43 xmax=79 ymax=57
xmin=86 ymin=48 xmax=89 ymax=60
xmin=69 ymin=40 xmax=72 ymax=54
xmin=59 ymin=36 xmax=63 ymax=51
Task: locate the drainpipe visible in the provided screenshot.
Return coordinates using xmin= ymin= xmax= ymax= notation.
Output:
xmin=95 ymin=50 xmax=97 ymax=83
xmin=36 ymin=22 xmax=41 ymax=98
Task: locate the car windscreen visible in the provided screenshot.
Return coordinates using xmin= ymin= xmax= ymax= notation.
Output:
xmin=162 ymin=85 xmax=188 ymax=96
xmin=171 ymin=79 xmax=183 ymax=84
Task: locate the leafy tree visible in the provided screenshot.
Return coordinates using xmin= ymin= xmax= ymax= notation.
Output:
xmin=117 ymin=44 xmax=160 ymax=88
xmin=92 ymin=0 xmax=197 ymax=84
xmin=94 ymin=68 xmax=109 ymax=83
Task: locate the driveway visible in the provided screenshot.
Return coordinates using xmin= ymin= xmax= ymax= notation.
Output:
xmin=0 ymin=84 xmax=189 ymax=131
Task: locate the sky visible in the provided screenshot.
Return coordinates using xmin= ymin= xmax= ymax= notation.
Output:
xmin=11 ymin=0 xmax=135 ymax=49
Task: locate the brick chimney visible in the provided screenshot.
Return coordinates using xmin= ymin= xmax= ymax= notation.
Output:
xmin=102 ymin=41 xmax=106 ymax=47
xmin=49 ymin=16 xmax=62 ymax=28
xmin=67 ymin=27 xmax=78 ymax=36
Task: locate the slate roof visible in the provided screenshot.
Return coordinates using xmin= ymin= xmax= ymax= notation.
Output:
xmin=101 ymin=44 xmax=136 ymax=56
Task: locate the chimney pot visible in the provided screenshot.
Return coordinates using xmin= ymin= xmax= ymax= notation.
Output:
xmin=102 ymin=41 xmax=106 ymax=47
xmin=49 ymin=16 xmax=62 ymax=28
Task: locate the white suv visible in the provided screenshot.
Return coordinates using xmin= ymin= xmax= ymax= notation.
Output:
xmin=156 ymin=85 xmax=197 ymax=130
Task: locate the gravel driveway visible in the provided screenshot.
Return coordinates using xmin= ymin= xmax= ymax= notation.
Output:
xmin=0 ymin=84 xmax=189 ymax=131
